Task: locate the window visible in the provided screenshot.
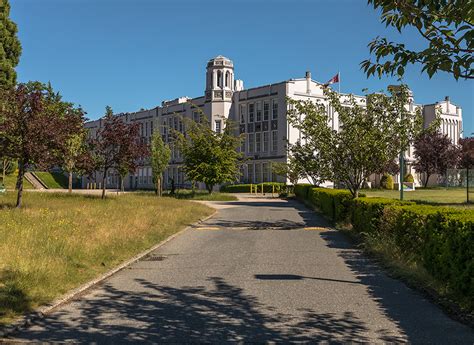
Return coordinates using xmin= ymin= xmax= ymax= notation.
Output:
xmin=225 ymin=71 xmax=230 ymax=87
xmin=215 ymin=120 xmax=222 ymax=134
xmin=193 ymin=111 xmax=199 ymax=122
xmin=271 ymin=130 xmax=278 ymax=152
xmin=256 ymin=102 xmax=262 ymax=122
xmin=240 ymin=138 xmax=246 ymax=153
xmin=272 ymin=100 xmax=278 ymax=119
xmin=217 ymin=70 xmax=222 ymax=88
xmin=256 ymin=132 xmax=261 ymax=152
xmin=263 ymin=163 xmax=270 ymax=182
xmin=255 ymin=163 xmax=262 ymax=183
xmin=263 ymin=131 xmax=269 ymax=152
xmin=240 ymin=104 xmax=246 ymax=124
xmin=248 ymin=103 xmax=255 ymax=123
xmin=150 ymin=121 xmax=154 ymax=135
xmin=248 ymin=163 xmax=254 ymax=183
xmin=248 ymin=133 xmax=255 ymax=153
xmin=263 ymin=101 xmax=269 ymax=121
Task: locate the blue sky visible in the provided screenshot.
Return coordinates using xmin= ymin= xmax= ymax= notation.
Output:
xmin=10 ymin=0 xmax=473 ymax=135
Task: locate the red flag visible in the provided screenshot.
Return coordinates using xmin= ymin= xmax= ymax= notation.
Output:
xmin=324 ymin=73 xmax=339 ymax=86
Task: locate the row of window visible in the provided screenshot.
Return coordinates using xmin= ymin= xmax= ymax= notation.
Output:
xmin=241 ymin=162 xmax=277 ymax=184
xmin=244 ymin=131 xmax=278 ymax=154
xmin=240 ymin=100 xmax=278 ymax=124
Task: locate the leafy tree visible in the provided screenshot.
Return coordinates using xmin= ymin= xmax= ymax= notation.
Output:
xmin=150 ymin=131 xmax=171 ymax=196
xmin=375 ymin=159 xmax=400 ymax=175
xmin=174 ymin=115 xmax=243 ymax=194
xmin=0 ymin=157 xmax=15 ymax=184
xmin=0 ymin=82 xmax=85 ymax=207
xmin=362 ymin=0 xmax=473 ymax=80
xmin=272 ymin=153 xmax=305 ymax=187
xmin=62 ymin=130 xmax=94 ymax=193
xmin=413 ymin=129 xmax=460 ymax=187
xmin=288 ymin=139 xmax=331 ymax=185
xmin=0 ymin=0 xmax=22 ymax=88
xmin=93 ymin=106 xmax=147 ymax=198
xmin=287 ymin=85 xmax=422 ymax=198
xmin=458 ymin=137 xmax=474 ymax=169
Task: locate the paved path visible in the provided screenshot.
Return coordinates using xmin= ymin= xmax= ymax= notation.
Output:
xmin=10 ymin=197 xmax=474 ymax=343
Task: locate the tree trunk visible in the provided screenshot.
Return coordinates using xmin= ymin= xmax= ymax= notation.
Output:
xmin=207 ymin=184 xmax=213 ymax=194
xmin=424 ymin=173 xmax=431 ymax=188
xmin=101 ymin=169 xmax=107 ymax=199
xmin=16 ymin=160 xmax=25 ymax=208
xmin=2 ymin=158 xmax=6 ymax=185
xmin=158 ymin=175 xmax=162 ymax=197
xmin=121 ymin=176 xmax=124 ymax=193
xmin=68 ymin=171 xmax=73 ymax=193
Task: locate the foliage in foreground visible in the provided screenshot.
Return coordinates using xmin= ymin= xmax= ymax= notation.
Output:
xmin=0 ymin=0 xmax=22 ymax=88
xmin=362 ymin=0 xmax=473 ymax=80
xmin=0 ymin=192 xmax=212 ymax=325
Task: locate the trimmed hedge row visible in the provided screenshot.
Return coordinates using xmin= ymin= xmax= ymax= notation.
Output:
xmin=220 ymin=182 xmax=286 ymax=193
xmin=294 ymin=184 xmax=474 ymax=298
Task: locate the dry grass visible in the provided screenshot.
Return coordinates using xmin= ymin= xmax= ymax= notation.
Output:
xmin=0 ymin=192 xmax=212 ymax=325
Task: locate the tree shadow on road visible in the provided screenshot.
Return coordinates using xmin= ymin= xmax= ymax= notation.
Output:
xmin=319 ymin=230 xmax=474 ymax=344
xmin=15 ymin=276 xmax=379 ymax=343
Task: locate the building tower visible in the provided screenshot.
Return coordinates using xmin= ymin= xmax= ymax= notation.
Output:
xmin=205 ymin=55 xmax=235 ymax=102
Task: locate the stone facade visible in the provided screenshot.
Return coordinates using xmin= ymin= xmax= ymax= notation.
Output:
xmin=84 ymin=55 xmax=464 ymax=190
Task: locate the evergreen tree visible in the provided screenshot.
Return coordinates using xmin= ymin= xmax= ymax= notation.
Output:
xmin=0 ymin=0 xmax=22 ymax=88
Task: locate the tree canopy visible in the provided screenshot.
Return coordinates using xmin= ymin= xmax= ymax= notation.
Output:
xmin=0 ymin=82 xmax=85 ymax=207
xmin=361 ymin=0 xmax=474 ymax=80
xmin=287 ymin=85 xmax=422 ymax=197
xmin=150 ymin=131 xmax=171 ymax=196
xmin=174 ymin=114 xmax=243 ymax=194
xmin=0 ymin=0 xmax=22 ymax=88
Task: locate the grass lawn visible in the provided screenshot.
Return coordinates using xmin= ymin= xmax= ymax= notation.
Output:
xmin=363 ymin=188 xmax=472 ymax=206
xmin=34 ymin=171 xmax=69 ymax=189
xmin=165 ymin=190 xmax=237 ymax=201
xmin=1 ymin=174 xmax=33 ymax=190
xmin=0 ymin=192 xmax=213 ymax=325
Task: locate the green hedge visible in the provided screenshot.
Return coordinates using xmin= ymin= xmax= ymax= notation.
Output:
xmin=220 ymin=182 xmax=286 ymax=193
xmin=379 ymin=205 xmax=473 ymax=297
xmin=380 ymin=174 xmax=393 ymax=190
xmin=294 ymin=184 xmax=313 ymax=200
xmin=294 ymin=183 xmax=474 ymax=299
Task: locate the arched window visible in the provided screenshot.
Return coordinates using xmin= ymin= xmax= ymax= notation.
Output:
xmin=225 ymin=71 xmax=230 ymax=87
xmin=217 ymin=70 xmax=222 ymax=88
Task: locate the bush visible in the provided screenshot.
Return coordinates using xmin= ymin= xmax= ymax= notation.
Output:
xmin=351 ymin=197 xmax=414 ymax=234
xmin=294 ymin=184 xmax=313 ymax=200
xmin=404 ymin=173 xmax=415 ymax=183
xmin=380 ymin=174 xmax=394 ymax=190
xmin=220 ymin=182 xmax=286 ymax=193
xmin=308 ymin=188 xmax=356 ymax=222
xmin=380 ymin=205 xmax=473 ymax=297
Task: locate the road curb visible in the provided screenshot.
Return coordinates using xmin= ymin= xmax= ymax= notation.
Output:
xmin=0 ymin=208 xmax=217 ymax=340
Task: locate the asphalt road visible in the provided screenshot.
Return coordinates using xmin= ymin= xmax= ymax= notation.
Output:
xmin=10 ymin=196 xmax=474 ymax=343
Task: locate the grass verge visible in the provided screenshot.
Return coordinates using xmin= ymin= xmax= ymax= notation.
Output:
xmin=34 ymin=172 xmax=69 ymax=189
xmin=0 ymin=192 xmax=213 ymax=325
xmin=165 ymin=190 xmax=237 ymax=201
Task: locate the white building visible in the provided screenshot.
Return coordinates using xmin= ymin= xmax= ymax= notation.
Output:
xmin=84 ymin=55 xmax=463 ymax=190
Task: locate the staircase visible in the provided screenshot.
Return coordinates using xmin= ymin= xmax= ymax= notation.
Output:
xmin=24 ymin=172 xmax=48 ymax=190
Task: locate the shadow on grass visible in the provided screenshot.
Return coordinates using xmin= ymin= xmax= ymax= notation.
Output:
xmin=0 ymin=269 xmax=31 ymax=325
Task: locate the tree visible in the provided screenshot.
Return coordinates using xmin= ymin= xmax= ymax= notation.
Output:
xmin=93 ymin=106 xmax=147 ymax=198
xmin=458 ymin=137 xmax=474 ymax=169
xmin=0 ymin=82 xmax=85 ymax=207
xmin=413 ymin=129 xmax=459 ymax=187
xmin=0 ymin=157 xmax=15 ymax=184
xmin=361 ymin=0 xmax=473 ymax=80
xmin=288 ymin=139 xmax=331 ymax=185
xmin=272 ymin=153 xmax=305 ymax=187
xmin=62 ymin=130 xmax=94 ymax=193
xmin=0 ymin=0 xmax=22 ymax=88
xmin=174 ymin=115 xmax=243 ymax=194
xmin=287 ymin=85 xmax=422 ymax=198
xmin=150 ymin=131 xmax=171 ymax=196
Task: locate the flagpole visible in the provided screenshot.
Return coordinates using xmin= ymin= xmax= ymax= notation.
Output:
xmin=338 ymin=70 xmax=341 ymax=94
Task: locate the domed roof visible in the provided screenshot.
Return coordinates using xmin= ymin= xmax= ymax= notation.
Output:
xmin=207 ymin=55 xmax=234 ymax=68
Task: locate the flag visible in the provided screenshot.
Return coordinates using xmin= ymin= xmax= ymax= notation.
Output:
xmin=324 ymin=73 xmax=339 ymax=86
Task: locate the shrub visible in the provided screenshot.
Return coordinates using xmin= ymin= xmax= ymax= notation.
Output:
xmin=220 ymin=182 xmax=286 ymax=193
xmin=308 ymin=188 xmax=355 ymax=222
xmin=351 ymin=197 xmax=414 ymax=234
xmin=380 ymin=174 xmax=394 ymax=190
xmin=404 ymin=173 xmax=415 ymax=183
xmin=294 ymin=184 xmax=313 ymax=200
xmin=379 ymin=205 xmax=473 ymax=297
